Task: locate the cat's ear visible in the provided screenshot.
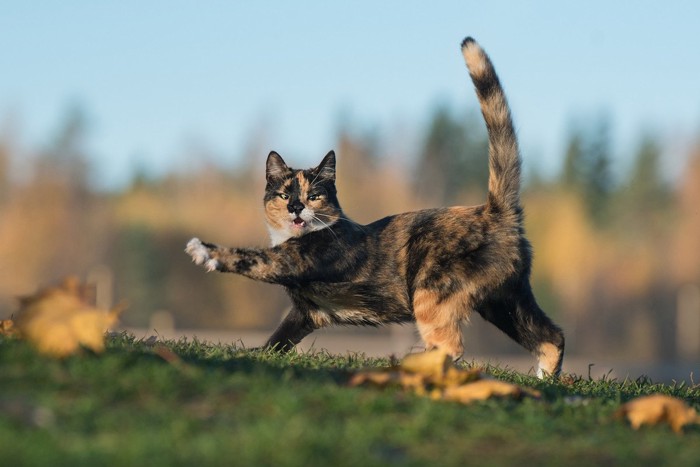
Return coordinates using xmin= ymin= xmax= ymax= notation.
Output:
xmin=314 ymin=150 xmax=336 ymax=182
xmin=266 ymin=151 xmax=290 ymax=182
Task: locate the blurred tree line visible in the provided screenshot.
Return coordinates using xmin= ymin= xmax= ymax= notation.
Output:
xmin=1 ymin=103 xmax=699 ymax=361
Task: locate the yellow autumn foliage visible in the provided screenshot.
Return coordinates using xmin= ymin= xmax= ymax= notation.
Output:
xmin=526 ymin=191 xmax=604 ymax=309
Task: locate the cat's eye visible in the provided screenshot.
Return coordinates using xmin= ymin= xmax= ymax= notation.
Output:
xmin=278 ymin=193 xmax=290 ymax=200
xmin=308 ymin=194 xmax=322 ymax=201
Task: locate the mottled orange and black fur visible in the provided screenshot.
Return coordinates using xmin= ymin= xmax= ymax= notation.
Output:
xmin=186 ymin=37 xmax=565 ymax=377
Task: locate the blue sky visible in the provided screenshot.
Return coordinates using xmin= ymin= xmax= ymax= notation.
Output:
xmin=1 ymin=1 xmax=699 ymax=189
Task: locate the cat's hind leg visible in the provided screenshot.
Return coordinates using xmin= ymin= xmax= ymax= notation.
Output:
xmin=477 ymin=286 xmax=565 ymax=377
xmin=412 ymin=288 xmax=466 ymax=358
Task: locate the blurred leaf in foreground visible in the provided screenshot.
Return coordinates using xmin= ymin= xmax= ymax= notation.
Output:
xmin=615 ymin=394 xmax=698 ymax=434
xmin=15 ymin=276 xmax=124 ymax=357
xmin=442 ymin=379 xmax=539 ymax=404
xmin=349 ymin=348 xmax=534 ymax=403
xmin=0 ymin=319 xmax=18 ymax=336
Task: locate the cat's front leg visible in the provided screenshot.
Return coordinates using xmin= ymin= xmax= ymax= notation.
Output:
xmin=185 ymin=237 xmax=288 ymax=283
xmin=185 ymin=238 xmax=221 ymax=272
xmin=264 ymin=307 xmax=317 ymax=351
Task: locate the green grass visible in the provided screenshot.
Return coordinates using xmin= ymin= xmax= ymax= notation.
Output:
xmin=1 ymin=332 xmax=699 ymax=466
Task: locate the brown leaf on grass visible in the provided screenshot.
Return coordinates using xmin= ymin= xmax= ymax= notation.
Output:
xmin=349 ymin=349 xmax=483 ymax=391
xmin=349 ymin=367 xmax=429 ymax=387
xmin=348 ymin=349 xmax=542 ymax=405
xmin=154 ymin=344 xmax=183 ymax=365
xmin=400 ymin=348 xmax=453 ymax=379
xmin=15 ymin=276 xmax=124 ymax=357
xmin=0 ymin=319 xmax=18 ymax=336
xmin=442 ymin=379 xmax=541 ymax=404
xmin=348 ymin=370 xmax=397 ymax=388
xmin=440 ymin=366 xmax=483 ymax=387
xmin=152 ymin=344 xmax=199 ymax=375
xmin=400 ymin=349 xmax=482 ymax=387
xmin=615 ymin=394 xmax=699 ymax=434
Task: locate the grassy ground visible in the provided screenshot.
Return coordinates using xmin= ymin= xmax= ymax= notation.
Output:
xmin=1 ymin=332 xmax=699 ymax=466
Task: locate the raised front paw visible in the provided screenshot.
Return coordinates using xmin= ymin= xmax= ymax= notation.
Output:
xmin=185 ymin=237 xmax=220 ymax=272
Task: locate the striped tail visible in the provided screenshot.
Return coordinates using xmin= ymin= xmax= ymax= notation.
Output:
xmin=461 ymin=37 xmax=521 ymax=213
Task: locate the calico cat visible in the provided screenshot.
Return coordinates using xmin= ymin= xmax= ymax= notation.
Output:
xmin=186 ymin=37 xmax=565 ymax=377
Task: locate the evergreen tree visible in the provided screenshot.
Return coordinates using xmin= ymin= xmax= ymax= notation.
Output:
xmin=613 ymin=133 xmax=670 ymax=232
xmin=559 ymin=114 xmax=614 ymax=224
xmin=561 ymin=127 xmax=585 ymax=189
xmin=37 ymin=104 xmax=91 ymax=193
xmin=626 ymin=133 xmax=666 ymax=208
xmin=415 ymin=104 xmax=488 ymax=205
xmin=585 ymin=116 xmax=614 ymax=223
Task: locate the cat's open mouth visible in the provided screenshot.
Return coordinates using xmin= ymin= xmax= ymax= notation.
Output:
xmin=292 ymin=217 xmax=306 ymax=228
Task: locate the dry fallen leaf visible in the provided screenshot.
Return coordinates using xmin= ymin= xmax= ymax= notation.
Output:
xmin=0 ymin=319 xmax=18 ymax=336
xmin=349 ymin=349 xmax=482 ymax=391
xmin=400 ymin=348 xmax=452 ymax=379
xmin=348 ymin=370 xmax=397 ymax=388
xmin=400 ymin=349 xmax=482 ymax=387
xmin=615 ymin=394 xmax=698 ymax=434
xmin=348 ymin=348 xmax=540 ymax=405
xmin=15 ymin=276 xmax=124 ymax=357
xmin=440 ymin=366 xmax=483 ymax=387
xmin=442 ymin=379 xmax=540 ymax=404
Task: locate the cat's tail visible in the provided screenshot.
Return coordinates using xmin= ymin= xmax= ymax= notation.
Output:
xmin=461 ymin=37 xmax=521 ymax=214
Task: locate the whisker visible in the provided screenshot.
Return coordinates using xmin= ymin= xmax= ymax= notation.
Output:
xmin=308 ymin=167 xmax=324 ymax=188
xmin=314 ymin=213 xmax=367 ymax=233
xmin=311 ymin=215 xmax=340 ymax=243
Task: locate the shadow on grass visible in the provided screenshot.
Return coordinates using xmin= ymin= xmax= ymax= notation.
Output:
xmin=105 ymin=331 xmax=375 ymax=386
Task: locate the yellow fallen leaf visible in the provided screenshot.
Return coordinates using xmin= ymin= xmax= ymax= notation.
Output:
xmin=69 ymin=308 xmax=120 ymax=353
xmin=15 ymin=276 xmax=124 ymax=357
xmin=348 ymin=349 xmax=540 ymax=406
xmin=0 ymin=319 xmax=18 ymax=336
xmin=348 ymin=370 xmax=397 ymax=388
xmin=400 ymin=348 xmax=452 ymax=379
xmin=442 ymin=379 xmax=540 ymax=404
xmin=350 ymin=349 xmax=483 ymax=390
xmin=615 ymin=394 xmax=698 ymax=434
xmin=441 ymin=366 xmax=482 ymax=387
xmin=400 ymin=349 xmax=482 ymax=387
xmin=399 ymin=371 xmax=432 ymax=391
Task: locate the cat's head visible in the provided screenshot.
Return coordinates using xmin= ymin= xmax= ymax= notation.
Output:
xmin=264 ymin=150 xmax=341 ymax=245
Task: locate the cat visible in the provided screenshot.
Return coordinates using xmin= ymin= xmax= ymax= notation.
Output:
xmin=185 ymin=37 xmax=565 ymax=377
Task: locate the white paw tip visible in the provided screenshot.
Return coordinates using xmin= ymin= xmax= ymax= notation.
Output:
xmin=185 ymin=237 xmax=210 ymax=265
xmin=204 ymin=258 xmax=220 ymax=272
